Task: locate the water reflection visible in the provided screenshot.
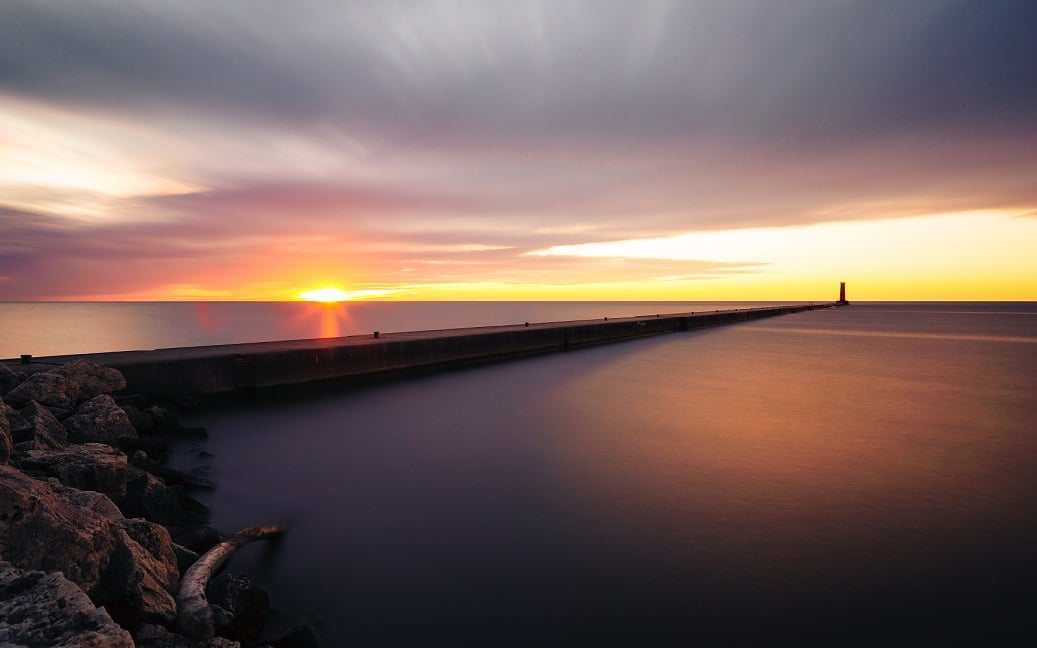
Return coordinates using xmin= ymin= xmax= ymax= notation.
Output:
xmin=289 ymin=301 xmax=355 ymax=339
xmin=187 ymin=306 xmax=1037 ymax=644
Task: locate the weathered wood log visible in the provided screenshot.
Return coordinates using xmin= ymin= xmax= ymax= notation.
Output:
xmin=174 ymin=525 xmax=287 ymax=639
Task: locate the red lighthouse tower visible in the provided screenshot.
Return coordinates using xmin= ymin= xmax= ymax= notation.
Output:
xmin=837 ymin=282 xmax=849 ymax=306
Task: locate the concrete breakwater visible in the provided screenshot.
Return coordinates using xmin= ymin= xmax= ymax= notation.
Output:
xmin=6 ymin=304 xmax=833 ymax=400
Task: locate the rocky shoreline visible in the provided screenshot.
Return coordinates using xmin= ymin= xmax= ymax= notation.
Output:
xmin=1 ymin=360 xmax=322 ymax=647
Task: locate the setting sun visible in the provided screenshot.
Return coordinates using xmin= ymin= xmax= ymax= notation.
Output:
xmin=298 ymin=287 xmax=351 ymax=302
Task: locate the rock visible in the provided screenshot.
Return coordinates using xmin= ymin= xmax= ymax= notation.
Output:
xmin=94 ymin=521 xmax=180 ymax=625
xmin=121 ymin=435 xmax=171 ymax=459
xmin=0 ymin=464 xmax=120 ymax=594
xmin=135 ymin=623 xmax=242 ymax=648
xmin=19 ymin=443 xmax=130 ymax=504
xmin=4 ymin=372 xmax=77 ymax=410
xmin=269 ymin=618 xmax=327 ymax=648
xmin=0 ymin=364 xmax=25 ymax=395
xmin=50 ymin=359 xmax=127 ymax=403
xmin=122 ymin=403 xmax=158 ymax=433
xmin=118 ymin=517 xmax=180 ymax=576
xmin=132 ymin=453 xmax=215 ymax=489
xmin=130 ymin=449 xmax=150 ymax=466
xmin=0 ymin=402 xmax=11 ymax=464
xmin=173 ymin=543 xmax=200 ymax=578
xmin=119 ymin=435 xmax=170 ymax=460
xmin=0 ymin=561 xmax=134 ymax=648
xmin=66 ymin=488 xmax=124 ymax=520
xmin=0 ymin=464 xmax=176 ymax=624
xmin=13 ymin=400 xmax=69 ymax=450
xmin=2 ymin=402 xmax=32 ymax=440
xmin=64 ymin=394 xmax=138 ymax=447
xmin=167 ymin=525 xmax=224 ymax=555
xmin=121 ymin=466 xmax=210 ymax=527
xmin=207 ymin=573 xmax=270 ymax=644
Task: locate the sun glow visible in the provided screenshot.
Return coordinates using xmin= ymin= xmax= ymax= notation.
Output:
xmin=297 ymin=287 xmax=351 ymax=302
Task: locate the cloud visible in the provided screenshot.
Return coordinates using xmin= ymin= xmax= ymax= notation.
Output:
xmin=3 ymin=1 xmax=1034 ymax=144
xmin=0 ymin=1 xmax=1035 ymax=299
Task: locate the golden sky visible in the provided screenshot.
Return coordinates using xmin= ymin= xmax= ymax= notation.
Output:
xmin=1 ymin=1 xmax=1035 ymax=301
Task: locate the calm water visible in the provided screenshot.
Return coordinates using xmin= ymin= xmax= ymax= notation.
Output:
xmin=0 ymin=301 xmax=785 ymax=359
xmin=177 ymin=303 xmax=1037 ymax=645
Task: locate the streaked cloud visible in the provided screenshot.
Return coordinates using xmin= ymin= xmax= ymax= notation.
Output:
xmin=1 ymin=0 xmax=1035 ymax=300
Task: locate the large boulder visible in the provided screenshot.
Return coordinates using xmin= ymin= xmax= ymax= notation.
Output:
xmin=0 ymin=561 xmax=134 ymax=648
xmin=14 ymin=400 xmax=68 ymax=450
xmin=64 ymin=394 xmax=138 ymax=447
xmin=0 ymin=465 xmax=179 ymax=623
xmin=94 ymin=521 xmax=180 ymax=624
xmin=3 ymin=372 xmax=77 ymax=410
xmin=0 ymin=465 xmax=119 ymax=594
xmin=0 ymin=363 xmax=24 ymax=395
xmin=50 ymin=359 xmax=127 ymax=403
xmin=0 ymin=402 xmax=11 ymax=465
xmin=122 ymin=467 xmax=210 ymax=528
xmin=19 ymin=443 xmax=130 ymax=504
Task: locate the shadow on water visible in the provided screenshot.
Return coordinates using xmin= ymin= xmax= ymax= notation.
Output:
xmin=179 ymin=305 xmax=1037 ymax=645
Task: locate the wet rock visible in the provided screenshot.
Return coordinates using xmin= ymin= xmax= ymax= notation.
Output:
xmin=51 ymin=359 xmax=127 ymax=403
xmin=167 ymin=524 xmax=224 ymax=554
xmin=4 ymin=372 xmax=77 ymax=410
xmin=0 ymin=402 xmax=11 ymax=464
xmin=94 ymin=521 xmax=180 ymax=624
xmin=122 ymin=466 xmax=210 ymax=527
xmin=0 ymin=464 xmax=119 ymax=594
xmin=173 ymin=543 xmax=200 ymax=577
xmin=269 ymin=618 xmax=326 ymax=648
xmin=120 ymin=434 xmax=171 ymax=459
xmin=130 ymin=449 xmax=150 ymax=466
xmin=132 ymin=453 xmax=215 ymax=489
xmin=135 ymin=623 xmax=242 ymax=648
xmin=13 ymin=400 xmax=69 ymax=450
xmin=19 ymin=443 xmax=130 ymax=504
xmin=0 ymin=363 xmax=25 ymax=395
xmin=0 ymin=561 xmax=134 ymax=648
xmin=123 ymin=403 xmax=155 ymax=432
xmin=65 ymin=394 xmax=138 ymax=447
xmin=207 ymin=573 xmax=270 ymax=644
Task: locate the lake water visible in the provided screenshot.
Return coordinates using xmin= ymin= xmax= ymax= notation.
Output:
xmin=172 ymin=302 xmax=1037 ymax=644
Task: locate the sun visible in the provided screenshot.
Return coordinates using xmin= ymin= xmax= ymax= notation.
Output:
xmin=297 ymin=287 xmax=351 ymax=302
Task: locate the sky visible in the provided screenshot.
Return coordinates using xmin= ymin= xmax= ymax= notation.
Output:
xmin=1 ymin=0 xmax=1035 ymax=302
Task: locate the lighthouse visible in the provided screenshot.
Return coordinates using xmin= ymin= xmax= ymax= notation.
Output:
xmin=837 ymin=282 xmax=849 ymax=306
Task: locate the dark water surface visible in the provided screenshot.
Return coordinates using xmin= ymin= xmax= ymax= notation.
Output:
xmin=184 ymin=303 xmax=1037 ymax=644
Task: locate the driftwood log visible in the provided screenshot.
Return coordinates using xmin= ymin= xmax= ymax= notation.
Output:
xmin=175 ymin=525 xmax=287 ymax=639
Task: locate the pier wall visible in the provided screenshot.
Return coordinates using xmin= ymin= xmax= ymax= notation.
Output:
xmin=7 ymin=304 xmax=832 ymax=399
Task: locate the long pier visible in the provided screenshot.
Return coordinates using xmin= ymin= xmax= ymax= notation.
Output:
xmin=6 ymin=304 xmax=834 ymax=399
